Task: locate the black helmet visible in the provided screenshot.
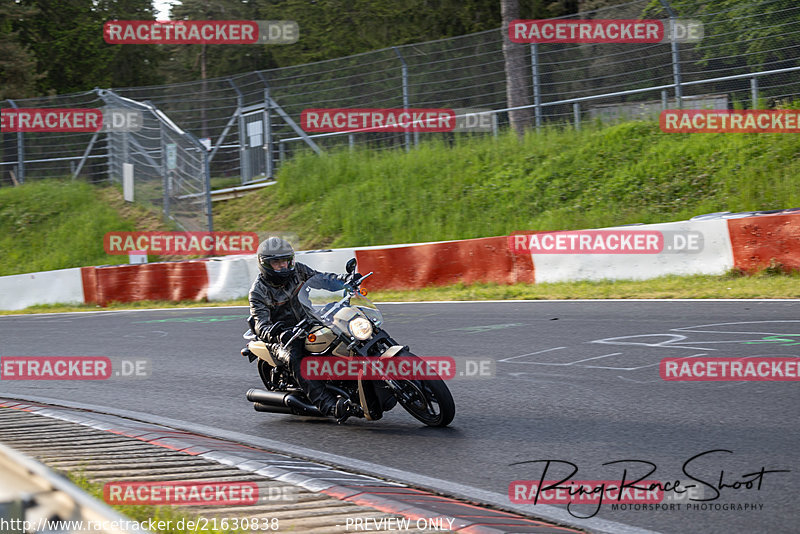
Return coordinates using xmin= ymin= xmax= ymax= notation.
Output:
xmin=257 ymin=237 xmax=296 ymax=285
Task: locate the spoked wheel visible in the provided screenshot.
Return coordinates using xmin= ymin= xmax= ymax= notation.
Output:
xmin=394 ymin=378 xmax=455 ymax=427
xmin=391 ymin=353 xmax=455 ymax=426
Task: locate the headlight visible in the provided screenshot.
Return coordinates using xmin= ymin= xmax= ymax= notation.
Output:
xmin=349 ymin=316 xmax=373 ymax=340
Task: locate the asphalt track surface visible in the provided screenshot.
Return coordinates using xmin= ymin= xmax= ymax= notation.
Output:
xmin=1 ymin=300 xmax=798 ymax=534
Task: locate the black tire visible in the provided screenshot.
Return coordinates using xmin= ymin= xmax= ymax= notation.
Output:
xmin=392 ymin=353 xmax=455 ymax=427
xmin=257 ymin=359 xmax=274 ymax=390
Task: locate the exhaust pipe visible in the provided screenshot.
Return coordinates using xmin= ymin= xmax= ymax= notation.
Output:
xmin=246 ymin=388 xmax=325 ymax=417
xmin=253 ymin=402 xmax=292 ymax=414
xmin=284 ymin=395 xmax=324 ymax=417
xmin=247 ymin=388 xmax=289 ymax=405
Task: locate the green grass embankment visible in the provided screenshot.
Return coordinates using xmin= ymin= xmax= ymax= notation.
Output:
xmin=3 ymin=119 xmax=799 ymax=279
xmin=0 ymin=181 xmax=136 ymax=276
xmin=215 ymin=121 xmax=800 ymax=249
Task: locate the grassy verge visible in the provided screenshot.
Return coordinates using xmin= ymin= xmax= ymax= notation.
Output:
xmin=0 ymin=180 xmax=181 ymax=276
xmin=0 ymin=181 xmax=137 ymax=276
xmin=3 ymin=119 xmax=799 ymax=275
xmin=214 ymin=121 xmax=800 ymax=249
xmin=69 ymin=473 xmax=242 ymax=534
xmin=2 ymin=272 xmax=797 ymax=316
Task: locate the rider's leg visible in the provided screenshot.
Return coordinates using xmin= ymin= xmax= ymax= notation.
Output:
xmin=285 ymin=340 xmax=340 ymax=415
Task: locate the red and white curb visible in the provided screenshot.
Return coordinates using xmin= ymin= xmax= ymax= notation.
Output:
xmin=0 ymin=397 xmax=587 ymax=534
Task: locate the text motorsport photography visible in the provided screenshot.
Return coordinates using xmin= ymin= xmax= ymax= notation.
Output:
xmin=508 ymin=449 xmax=788 ymax=519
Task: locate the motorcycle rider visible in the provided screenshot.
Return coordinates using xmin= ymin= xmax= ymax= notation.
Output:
xmin=247 ymin=237 xmax=364 ymax=423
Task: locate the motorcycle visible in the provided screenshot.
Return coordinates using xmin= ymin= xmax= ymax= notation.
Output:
xmin=241 ymin=259 xmax=455 ymax=427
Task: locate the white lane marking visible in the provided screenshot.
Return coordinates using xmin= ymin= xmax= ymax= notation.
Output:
xmin=584 ymin=362 xmax=661 ymax=371
xmin=3 ymin=393 xmax=664 ymax=534
xmin=562 ymin=352 xmax=623 ymax=365
xmin=585 ymin=352 xmax=708 ymax=371
xmin=501 ymin=352 xmax=624 ymax=367
xmin=498 ymin=346 xmax=566 ymax=363
xmin=591 ymin=334 xmax=714 ymax=351
xmin=673 ymin=320 xmax=800 ymax=336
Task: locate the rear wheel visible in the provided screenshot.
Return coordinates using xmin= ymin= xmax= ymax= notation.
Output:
xmin=391 ymin=353 xmax=455 ymax=427
xmin=258 ymin=359 xmax=274 ymax=389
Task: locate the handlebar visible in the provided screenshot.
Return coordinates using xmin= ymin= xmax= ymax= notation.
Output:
xmin=356 ymin=272 xmax=373 ymax=284
xmin=283 ymin=318 xmax=309 ymax=346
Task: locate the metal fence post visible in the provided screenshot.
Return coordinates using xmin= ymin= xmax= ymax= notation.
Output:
xmin=751 ymin=77 xmax=759 ymax=109
xmin=105 ymin=131 xmax=112 ymax=183
xmin=202 ymin=142 xmax=213 ymax=232
xmin=7 ymin=100 xmax=25 ymax=183
xmin=349 ymin=134 xmax=355 ymax=150
xmin=659 ymin=0 xmax=683 ymax=108
xmin=121 ymin=130 xmax=130 ymax=170
xmin=661 ymin=90 xmax=669 ymax=110
xmin=529 ymin=44 xmax=542 ymax=129
xmin=279 ymin=141 xmax=285 ymax=163
xmin=393 ymin=47 xmax=411 ymax=152
xmin=228 ymin=78 xmax=249 ymax=184
xmin=256 ymin=71 xmax=274 ymax=179
xmin=573 ymin=103 xmax=581 ymax=131
xmin=159 ymin=120 xmax=170 ymax=219
xmin=72 ymin=130 xmax=100 ymax=180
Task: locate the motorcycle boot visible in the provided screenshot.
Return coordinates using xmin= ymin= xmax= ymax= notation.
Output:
xmin=287 ymin=342 xmax=341 ymax=416
xmin=333 ymin=397 xmax=364 ymax=424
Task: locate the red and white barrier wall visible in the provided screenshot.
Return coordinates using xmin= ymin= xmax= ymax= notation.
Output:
xmin=0 ymin=268 xmax=85 ymax=311
xmin=1 ymin=211 xmax=798 ymax=310
xmin=529 ymin=219 xmax=734 ymax=283
xmin=727 ymin=212 xmax=800 ymax=273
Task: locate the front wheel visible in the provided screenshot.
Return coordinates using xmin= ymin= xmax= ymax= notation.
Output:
xmin=391 ymin=354 xmax=455 ymax=426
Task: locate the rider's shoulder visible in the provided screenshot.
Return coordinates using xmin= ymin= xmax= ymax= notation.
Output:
xmin=248 ymin=274 xmax=275 ymax=298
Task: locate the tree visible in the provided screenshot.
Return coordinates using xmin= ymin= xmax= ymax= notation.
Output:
xmin=502 ymin=0 xmax=534 ymax=137
xmin=0 ymin=1 xmax=41 ymax=99
xmin=167 ymin=0 xmax=271 ymax=82
xmin=254 ymin=0 xmax=503 ymax=67
xmin=96 ymin=0 xmax=165 ymax=88
xmin=15 ymin=0 xmax=163 ymax=94
xmin=647 ymin=0 xmax=800 ymax=73
xmin=18 ymin=0 xmax=113 ymax=94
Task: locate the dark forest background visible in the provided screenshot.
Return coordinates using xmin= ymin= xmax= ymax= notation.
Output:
xmin=1 ymin=0 xmax=621 ymax=98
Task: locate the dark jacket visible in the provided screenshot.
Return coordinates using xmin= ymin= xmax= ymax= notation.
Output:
xmin=248 ymin=262 xmax=344 ymax=341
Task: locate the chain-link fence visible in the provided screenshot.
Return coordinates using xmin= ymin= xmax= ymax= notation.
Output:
xmin=2 ymin=0 xmax=799 ymax=225
xmin=100 ymin=90 xmax=212 ymax=232
xmin=1 ymin=90 xmax=109 ymax=185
